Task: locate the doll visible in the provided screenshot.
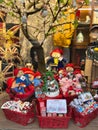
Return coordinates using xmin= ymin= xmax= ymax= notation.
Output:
xmin=11 ymin=69 xmax=34 ymax=94
xmin=65 ymin=63 xmax=74 ymax=79
xmin=11 ymin=81 xmax=26 ymax=94
xmin=47 ymin=48 xmax=66 ymax=70
xmin=15 ymin=69 xmax=32 ymax=86
xmin=32 ymin=71 xmax=43 ymax=87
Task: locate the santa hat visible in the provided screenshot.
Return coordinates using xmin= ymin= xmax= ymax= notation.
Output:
xmin=50 ymin=48 xmax=63 ymax=56
xmin=34 ymin=71 xmax=42 ymax=77
xmin=65 ymin=63 xmax=74 ymax=68
xmin=21 ymin=67 xmax=34 ymax=75
xmin=14 ymin=67 xmax=35 ymax=76
xmin=74 ymin=69 xmax=81 ymax=75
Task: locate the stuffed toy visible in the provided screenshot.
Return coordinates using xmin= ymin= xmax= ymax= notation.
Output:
xmin=66 ymin=86 xmax=76 ymax=96
xmin=58 ymin=68 xmax=66 ymax=79
xmin=15 ymin=69 xmax=32 ymax=86
xmin=65 ymin=63 xmax=74 ymax=79
xmin=11 ymin=68 xmax=34 ymax=94
xmin=35 ymin=86 xmax=43 ymax=98
xmin=47 ymin=48 xmax=66 ymax=70
xmin=59 ymin=76 xmax=74 ymax=96
xmin=32 ymin=71 xmax=43 ymax=87
xmin=11 ymin=81 xmax=26 ymax=94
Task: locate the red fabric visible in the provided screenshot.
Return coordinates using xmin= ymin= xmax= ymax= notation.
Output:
xmin=14 ymin=67 xmax=35 ymax=76
xmin=50 ymin=48 xmax=63 ymax=56
xmin=6 ymin=69 xmax=35 ymax=101
xmin=34 ymin=71 xmax=42 ymax=77
xmin=74 ymin=69 xmax=81 ymax=75
xmin=76 ymin=10 xmax=80 ymax=20
xmin=65 ymin=63 xmax=74 ymax=68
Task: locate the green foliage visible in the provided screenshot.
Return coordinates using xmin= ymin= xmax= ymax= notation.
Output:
xmin=8 ymin=12 xmax=16 ymax=17
xmin=6 ymin=1 xmax=13 ymax=6
xmin=73 ymin=19 xmax=79 ymax=28
xmin=84 ymin=0 xmax=89 ymax=5
xmin=0 ymin=0 xmax=4 ymax=3
xmin=42 ymin=71 xmax=54 ymax=92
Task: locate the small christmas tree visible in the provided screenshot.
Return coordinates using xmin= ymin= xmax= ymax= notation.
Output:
xmin=42 ymin=71 xmax=59 ymax=97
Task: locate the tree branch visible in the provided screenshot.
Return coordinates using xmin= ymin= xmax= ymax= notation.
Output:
xmin=21 ymin=24 xmax=40 ymax=47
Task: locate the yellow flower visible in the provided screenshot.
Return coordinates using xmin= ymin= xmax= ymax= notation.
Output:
xmin=53 ymin=8 xmax=75 ymax=47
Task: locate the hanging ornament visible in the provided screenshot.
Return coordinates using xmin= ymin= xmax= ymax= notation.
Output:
xmin=40 ymin=5 xmax=48 ymax=18
xmin=72 ymin=0 xmax=77 ymax=8
xmin=76 ymin=31 xmax=84 ymax=43
xmin=21 ymin=12 xmax=27 ymax=24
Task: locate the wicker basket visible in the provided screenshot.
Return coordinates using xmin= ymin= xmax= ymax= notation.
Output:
xmin=3 ymin=109 xmax=35 ymax=126
xmin=36 ymin=98 xmax=71 ymax=128
xmin=72 ymin=107 xmax=98 ymax=128
xmin=37 ymin=115 xmax=71 ymax=128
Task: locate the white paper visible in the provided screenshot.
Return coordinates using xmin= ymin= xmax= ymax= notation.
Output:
xmin=46 ymin=99 xmax=67 ymax=114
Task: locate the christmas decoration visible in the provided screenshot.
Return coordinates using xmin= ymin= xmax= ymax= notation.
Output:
xmin=47 ymin=48 xmax=66 ymax=70
xmin=0 ymin=61 xmax=14 ymax=92
xmin=40 ymin=5 xmax=48 ymax=18
xmin=6 ymin=67 xmax=35 ymax=101
xmin=42 ymin=71 xmax=60 ymax=97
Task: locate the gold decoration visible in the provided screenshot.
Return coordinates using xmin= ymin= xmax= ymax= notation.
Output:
xmin=0 ymin=47 xmax=21 ymax=62
xmin=0 ymin=24 xmax=20 ymax=49
xmin=0 ymin=11 xmax=6 ymax=22
xmin=0 ymin=62 xmax=14 ymax=92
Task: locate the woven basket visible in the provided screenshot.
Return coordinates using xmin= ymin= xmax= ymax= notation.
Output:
xmin=3 ymin=109 xmax=35 ymax=126
xmin=37 ymin=115 xmax=71 ymax=128
xmin=36 ymin=98 xmax=72 ymax=128
xmin=72 ymin=107 xmax=98 ymax=128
